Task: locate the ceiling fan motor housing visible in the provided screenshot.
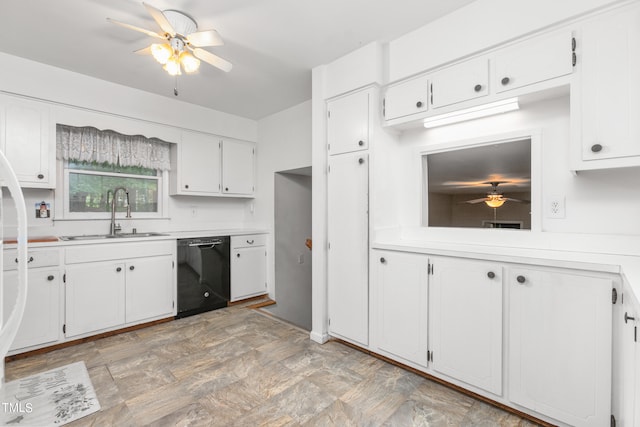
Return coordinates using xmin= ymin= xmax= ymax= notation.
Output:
xmin=163 ymin=10 xmax=197 ymax=37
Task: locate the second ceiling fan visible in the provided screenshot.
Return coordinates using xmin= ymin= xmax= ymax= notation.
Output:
xmin=462 ymin=181 xmax=529 ymax=208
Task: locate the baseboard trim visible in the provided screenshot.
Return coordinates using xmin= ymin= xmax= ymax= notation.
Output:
xmin=309 ymin=330 xmax=329 ymax=344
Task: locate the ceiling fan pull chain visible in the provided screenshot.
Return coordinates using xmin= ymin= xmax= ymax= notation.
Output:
xmin=174 ymin=75 xmax=179 ymax=96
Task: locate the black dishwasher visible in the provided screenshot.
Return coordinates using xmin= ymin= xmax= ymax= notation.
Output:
xmin=176 ymin=236 xmax=230 ymax=318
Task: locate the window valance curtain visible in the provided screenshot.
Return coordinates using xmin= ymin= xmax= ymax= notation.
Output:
xmin=56 ymin=124 xmax=172 ymax=171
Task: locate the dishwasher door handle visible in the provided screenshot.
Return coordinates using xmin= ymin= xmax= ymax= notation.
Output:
xmin=188 ymin=241 xmax=223 ymax=248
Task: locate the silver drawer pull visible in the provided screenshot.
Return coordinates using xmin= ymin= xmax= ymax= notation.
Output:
xmin=15 ymin=256 xmax=34 ymax=264
xmin=246 ymin=239 xmax=255 ymax=244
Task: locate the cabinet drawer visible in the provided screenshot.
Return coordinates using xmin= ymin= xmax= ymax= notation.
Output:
xmin=3 ymin=249 xmax=60 ymax=271
xmin=231 ymin=234 xmax=266 ymax=249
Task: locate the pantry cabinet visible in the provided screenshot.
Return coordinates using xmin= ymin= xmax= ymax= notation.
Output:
xmin=0 ymin=94 xmax=55 ymax=189
xmin=230 ymin=234 xmax=267 ymax=301
xmin=2 ymin=248 xmax=61 ymax=352
xmin=373 ymin=250 xmax=428 ymax=367
xmin=574 ymin=3 xmax=640 ymax=168
xmin=430 ymin=257 xmax=503 ymax=396
xmin=170 ymin=130 xmax=221 ymax=196
xmin=327 ymin=151 xmax=369 ymax=346
xmin=327 ymin=90 xmax=370 ymax=155
xmin=222 ymin=139 xmax=255 ymax=195
xmin=508 ymin=267 xmax=612 ymax=427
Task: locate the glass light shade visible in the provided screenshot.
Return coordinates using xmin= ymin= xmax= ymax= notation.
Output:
xmin=179 ymin=51 xmax=200 ymax=73
xmin=485 ymin=196 xmax=506 ymax=208
xmin=163 ymin=56 xmax=182 ymax=76
xmin=150 ymin=43 xmax=172 ymax=65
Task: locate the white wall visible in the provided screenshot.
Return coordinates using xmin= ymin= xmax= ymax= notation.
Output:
xmin=0 ymin=52 xmax=260 ymax=237
xmin=254 ymin=100 xmax=312 ymax=297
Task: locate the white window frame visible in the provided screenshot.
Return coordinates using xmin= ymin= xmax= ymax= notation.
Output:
xmin=57 ymin=160 xmax=170 ymax=220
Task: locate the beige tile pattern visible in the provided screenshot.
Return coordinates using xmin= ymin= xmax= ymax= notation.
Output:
xmin=5 ymin=305 xmax=542 ymax=426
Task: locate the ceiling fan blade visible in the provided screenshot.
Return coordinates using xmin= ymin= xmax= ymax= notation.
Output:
xmin=143 ymin=2 xmax=176 ymax=36
xmin=463 ymin=198 xmax=489 ymax=204
xmin=504 ymin=198 xmax=530 ymax=203
xmin=134 ymin=46 xmax=152 ymax=55
xmin=193 ymin=48 xmax=233 ymax=72
xmin=106 ymin=18 xmax=165 ymax=40
xmin=187 ymin=30 xmax=224 ymax=47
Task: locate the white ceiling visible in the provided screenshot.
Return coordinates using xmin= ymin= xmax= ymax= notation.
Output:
xmin=0 ymin=0 xmax=477 ymax=120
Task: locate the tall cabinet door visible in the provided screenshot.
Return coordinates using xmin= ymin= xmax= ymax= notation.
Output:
xmin=327 ymin=152 xmax=369 ymax=346
xmin=327 ymin=90 xmax=369 ymax=155
xmin=508 ymin=267 xmax=612 ymax=427
xmin=373 ymin=250 xmax=428 ymax=367
xmin=580 ymin=5 xmax=640 ymax=161
xmin=430 ymin=257 xmax=503 ymax=395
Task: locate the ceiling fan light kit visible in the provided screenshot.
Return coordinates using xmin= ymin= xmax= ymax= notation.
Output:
xmin=107 ymin=2 xmax=231 ymax=82
xmin=423 ymin=97 xmax=520 ymax=129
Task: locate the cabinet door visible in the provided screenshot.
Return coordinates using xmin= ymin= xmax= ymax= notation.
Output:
xmin=230 ymin=246 xmax=266 ymax=301
xmin=431 ymin=58 xmax=489 ymax=109
xmin=125 ymin=255 xmax=174 ymax=323
xmin=430 ymin=257 xmax=502 ymax=395
xmin=175 ymin=130 xmax=221 ymax=195
xmin=3 ymin=269 xmax=60 ymax=351
xmin=580 ymin=6 xmax=640 ymax=161
xmin=494 ymin=29 xmax=573 ymax=93
xmin=65 ymin=262 xmax=126 ymax=337
xmin=384 ymin=74 xmax=429 ymax=121
xmin=508 ymin=268 xmax=612 ymax=427
xmin=327 ymin=152 xmax=369 ymax=346
xmin=374 ymin=251 xmax=428 ymax=367
xmin=222 ymin=139 xmax=255 ymax=195
xmin=0 ymin=95 xmax=54 ymax=188
xmin=327 ymin=90 xmax=369 ymax=155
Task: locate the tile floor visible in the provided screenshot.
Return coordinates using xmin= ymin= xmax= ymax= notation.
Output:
xmin=5 ymin=305 xmax=541 ymax=426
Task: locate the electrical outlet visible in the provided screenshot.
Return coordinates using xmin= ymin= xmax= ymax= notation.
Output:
xmin=547 ymin=196 xmax=565 ymax=219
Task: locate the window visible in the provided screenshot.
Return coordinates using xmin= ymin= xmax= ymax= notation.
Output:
xmin=62 ymin=161 xmax=167 ymax=219
xmin=424 ymin=138 xmax=532 ymax=229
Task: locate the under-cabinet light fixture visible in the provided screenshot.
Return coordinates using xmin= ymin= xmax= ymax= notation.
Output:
xmin=423 ymin=98 xmax=519 ymax=129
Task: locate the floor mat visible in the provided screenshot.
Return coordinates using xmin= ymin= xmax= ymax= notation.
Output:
xmin=1 ymin=361 xmax=100 ymax=426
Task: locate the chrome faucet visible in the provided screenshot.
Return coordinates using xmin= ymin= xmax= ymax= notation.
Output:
xmin=109 ymin=187 xmax=131 ymax=236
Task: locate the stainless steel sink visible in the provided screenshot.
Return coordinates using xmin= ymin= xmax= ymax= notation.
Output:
xmin=60 ymin=232 xmax=168 ymax=241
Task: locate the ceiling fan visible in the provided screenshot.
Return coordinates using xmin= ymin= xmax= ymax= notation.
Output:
xmin=462 ymin=181 xmax=529 ymax=208
xmin=107 ymin=2 xmax=232 ymax=79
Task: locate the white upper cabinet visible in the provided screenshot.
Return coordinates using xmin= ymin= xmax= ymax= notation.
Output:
xmin=170 ymin=130 xmax=221 ymax=196
xmin=430 ymin=257 xmax=503 ymax=396
xmin=222 ymin=139 xmax=255 ymax=195
xmin=494 ymin=29 xmax=574 ymax=93
xmin=575 ymin=3 xmax=640 ymax=167
xmin=384 ymin=74 xmax=429 ymax=121
xmin=327 ymin=90 xmax=369 ymax=155
xmin=0 ymin=94 xmax=55 ymax=188
xmin=508 ymin=267 xmax=612 ymax=427
xmin=431 ymin=58 xmax=489 ymax=109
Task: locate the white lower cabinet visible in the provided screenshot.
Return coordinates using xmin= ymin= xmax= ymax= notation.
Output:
xmin=373 ymin=250 xmax=429 ymax=367
xmin=230 ymin=234 xmax=267 ymax=301
xmin=65 ymin=261 xmax=126 ymax=338
xmin=125 ymin=255 xmax=174 ymax=324
xmin=430 ymin=257 xmax=503 ymax=396
xmin=508 ymin=267 xmax=612 ymax=427
xmin=64 ymin=241 xmax=176 ymax=338
xmin=3 ymin=268 xmax=61 ymax=352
